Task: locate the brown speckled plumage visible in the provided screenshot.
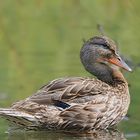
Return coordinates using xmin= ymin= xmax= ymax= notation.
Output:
xmin=0 ymin=35 xmax=131 ymax=132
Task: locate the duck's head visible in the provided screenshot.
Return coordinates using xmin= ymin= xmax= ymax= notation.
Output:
xmin=80 ymin=36 xmax=132 ymax=84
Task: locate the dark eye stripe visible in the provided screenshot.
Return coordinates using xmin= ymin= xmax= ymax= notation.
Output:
xmin=101 ymin=44 xmax=108 ymax=49
xmin=87 ymin=36 xmax=117 ymax=53
xmin=110 ymin=49 xmax=117 ymax=55
xmin=90 ymin=37 xmax=110 ymax=49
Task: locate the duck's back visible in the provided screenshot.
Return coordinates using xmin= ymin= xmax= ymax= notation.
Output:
xmin=8 ymin=77 xmax=129 ymax=131
xmin=29 ymin=77 xmax=110 ymax=104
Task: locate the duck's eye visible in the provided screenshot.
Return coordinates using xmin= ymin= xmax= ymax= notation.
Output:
xmin=106 ymin=53 xmax=112 ymax=59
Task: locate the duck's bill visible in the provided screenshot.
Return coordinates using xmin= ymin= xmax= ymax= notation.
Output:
xmin=108 ymin=57 xmax=132 ymax=72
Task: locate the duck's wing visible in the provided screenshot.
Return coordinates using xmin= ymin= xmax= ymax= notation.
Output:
xmin=26 ymin=77 xmax=113 ymax=130
xmin=5 ymin=77 xmax=115 ymax=130
xmin=28 ymin=77 xmax=109 ymax=105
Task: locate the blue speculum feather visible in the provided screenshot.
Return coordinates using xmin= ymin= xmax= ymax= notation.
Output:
xmin=53 ymin=100 xmax=71 ymax=109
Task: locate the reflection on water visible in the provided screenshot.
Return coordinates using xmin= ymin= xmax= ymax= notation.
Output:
xmin=7 ymin=129 xmax=127 ymax=140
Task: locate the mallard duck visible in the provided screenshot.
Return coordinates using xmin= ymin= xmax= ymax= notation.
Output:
xmin=0 ymin=36 xmax=132 ymax=132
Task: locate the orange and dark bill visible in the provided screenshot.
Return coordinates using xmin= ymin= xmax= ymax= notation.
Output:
xmin=108 ymin=57 xmax=132 ymax=72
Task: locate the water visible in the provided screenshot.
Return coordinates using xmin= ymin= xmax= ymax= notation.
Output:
xmin=1 ymin=128 xmax=139 ymax=140
xmin=0 ymin=0 xmax=140 ymax=140
xmin=4 ymin=129 xmax=128 ymax=140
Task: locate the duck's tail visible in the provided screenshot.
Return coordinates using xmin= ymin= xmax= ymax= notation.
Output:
xmin=0 ymin=108 xmax=39 ymax=129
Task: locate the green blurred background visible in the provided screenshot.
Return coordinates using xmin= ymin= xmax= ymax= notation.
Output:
xmin=0 ymin=0 xmax=140 ymax=139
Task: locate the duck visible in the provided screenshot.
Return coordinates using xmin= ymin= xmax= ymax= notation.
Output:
xmin=0 ymin=35 xmax=132 ymax=132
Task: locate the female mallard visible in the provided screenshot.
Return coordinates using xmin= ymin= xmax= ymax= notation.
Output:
xmin=0 ymin=36 xmax=132 ymax=132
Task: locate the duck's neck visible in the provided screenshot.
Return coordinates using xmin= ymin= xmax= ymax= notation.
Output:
xmin=83 ymin=62 xmax=126 ymax=86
